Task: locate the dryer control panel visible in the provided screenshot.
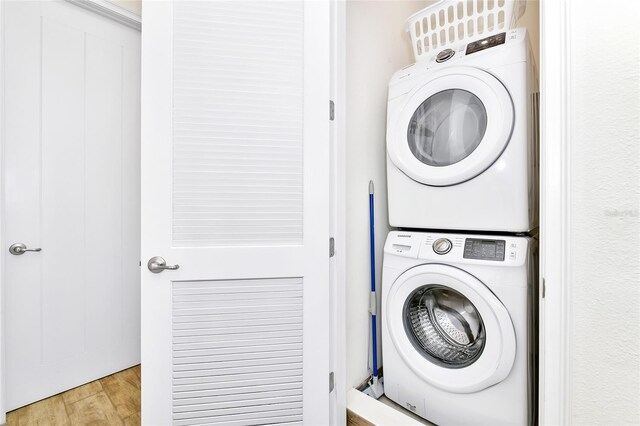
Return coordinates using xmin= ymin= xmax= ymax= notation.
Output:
xmin=387 ymin=28 xmax=529 ymax=101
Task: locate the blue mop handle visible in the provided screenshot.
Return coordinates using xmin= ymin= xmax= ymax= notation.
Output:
xmin=369 ymin=181 xmax=378 ymax=378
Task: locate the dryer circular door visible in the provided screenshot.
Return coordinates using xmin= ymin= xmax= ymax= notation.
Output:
xmin=385 ymin=263 xmax=516 ymax=393
xmin=388 ymin=66 xmax=514 ymax=187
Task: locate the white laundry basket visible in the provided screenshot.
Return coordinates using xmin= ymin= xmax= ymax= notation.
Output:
xmin=407 ymin=0 xmax=526 ymax=61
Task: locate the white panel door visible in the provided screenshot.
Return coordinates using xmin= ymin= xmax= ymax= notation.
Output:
xmin=141 ymin=1 xmax=330 ymax=425
xmin=2 ymin=0 xmax=141 ymax=410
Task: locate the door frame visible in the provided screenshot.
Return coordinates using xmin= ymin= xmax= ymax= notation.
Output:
xmin=329 ymin=1 xmax=347 ymax=424
xmin=0 ymin=1 xmax=5 ymax=421
xmin=538 ymin=0 xmax=572 ymax=424
xmin=65 ymin=0 xmax=141 ymax=30
xmin=0 ymin=1 xmax=141 ymax=421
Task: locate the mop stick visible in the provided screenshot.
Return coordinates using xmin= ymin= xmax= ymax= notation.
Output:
xmin=369 ymin=181 xmax=378 ymax=380
xmin=365 ymin=180 xmax=384 ymax=399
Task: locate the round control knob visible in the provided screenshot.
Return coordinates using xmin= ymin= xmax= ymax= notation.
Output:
xmin=432 ymin=238 xmax=452 ymax=255
xmin=436 ymin=48 xmax=455 ymax=63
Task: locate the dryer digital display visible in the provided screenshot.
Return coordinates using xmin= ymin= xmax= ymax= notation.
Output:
xmin=463 ymin=239 xmax=506 ymax=261
xmin=466 ymin=33 xmax=506 ymax=55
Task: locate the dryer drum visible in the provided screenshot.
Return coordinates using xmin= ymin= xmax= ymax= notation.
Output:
xmin=404 ymin=285 xmax=486 ymax=368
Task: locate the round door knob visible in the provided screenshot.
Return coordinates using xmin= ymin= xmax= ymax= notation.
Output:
xmin=432 ymin=238 xmax=452 ymax=255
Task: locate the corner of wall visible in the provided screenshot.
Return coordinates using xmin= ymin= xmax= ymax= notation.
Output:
xmin=344 ymin=0 xmax=428 ymax=389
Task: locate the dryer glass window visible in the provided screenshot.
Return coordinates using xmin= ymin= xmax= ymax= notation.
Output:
xmin=407 ymin=89 xmax=487 ymax=166
xmin=404 ymin=285 xmax=485 ymax=368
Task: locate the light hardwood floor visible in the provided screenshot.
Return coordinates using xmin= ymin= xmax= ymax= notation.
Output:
xmin=6 ymin=365 xmax=141 ymax=426
xmin=347 ymin=409 xmax=375 ymax=426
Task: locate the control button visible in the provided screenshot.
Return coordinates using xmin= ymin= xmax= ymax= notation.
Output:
xmin=432 ymin=238 xmax=452 ymax=255
xmin=436 ymin=48 xmax=455 ymax=63
xmin=508 ymin=250 xmax=517 ymax=260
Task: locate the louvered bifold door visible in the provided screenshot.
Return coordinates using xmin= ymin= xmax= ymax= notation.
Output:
xmin=140 ymin=1 xmax=331 ymax=425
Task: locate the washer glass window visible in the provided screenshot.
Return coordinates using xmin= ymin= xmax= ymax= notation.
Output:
xmin=407 ymin=89 xmax=487 ymax=167
xmin=404 ymin=285 xmax=486 ymax=368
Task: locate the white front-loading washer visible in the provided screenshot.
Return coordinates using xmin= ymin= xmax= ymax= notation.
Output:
xmin=386 ymin=28 xmax=538 ymax=233
xmin=382 ymin=230 xmax=538 ymax=425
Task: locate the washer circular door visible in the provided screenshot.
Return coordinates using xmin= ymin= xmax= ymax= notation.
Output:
xmin=388 ymin=66 xmax=514 ymax=187
xmin=386 ymin=264 xmax=516 ymax=393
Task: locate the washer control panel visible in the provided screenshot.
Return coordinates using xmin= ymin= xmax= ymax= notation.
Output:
xmin=384 ymin=231 xmax=528 ymax=266
xmin=465 ymin=32 xmax=506 ymax=55
xmin=463 ymin=238 xmax=506 ymax=261
xmin=432 ymin=238 xmax=452 ymax=255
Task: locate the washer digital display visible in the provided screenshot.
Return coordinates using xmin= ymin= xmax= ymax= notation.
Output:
xmin=463 ymin=238 xmax=506 ymax=261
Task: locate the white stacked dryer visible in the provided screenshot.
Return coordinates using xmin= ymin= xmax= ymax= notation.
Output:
xmin=386 ymin=28 xmax=538 ymax=233
xmin=382 ymin=28 xmax=539 ymax=426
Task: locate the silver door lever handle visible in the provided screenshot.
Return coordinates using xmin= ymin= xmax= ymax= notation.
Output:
xmin=9 ymin=243 xmax=42 ymax=256
xmin=147 ymin=256 xmax=180 ymax=273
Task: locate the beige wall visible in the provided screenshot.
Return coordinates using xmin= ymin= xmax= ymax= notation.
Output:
xmin=107 ymin=0 xmax=141 ymax=16
xmin=345 ymin=0 xmax=425 ymax=388
xmin=517 ymin=0 xmax=539 ymax=66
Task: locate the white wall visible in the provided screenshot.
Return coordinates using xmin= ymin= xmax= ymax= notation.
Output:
xmin=566 ymin=1 xmax=640 ymax=423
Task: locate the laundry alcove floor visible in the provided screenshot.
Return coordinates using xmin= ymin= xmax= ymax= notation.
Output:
xmin=5 ymin=366 xmax=141 ymax=426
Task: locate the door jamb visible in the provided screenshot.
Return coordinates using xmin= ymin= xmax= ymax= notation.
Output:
xmin=64 ymin=0 xmax=141 ymax=31
xmin=539 ymin=0 xmax=572 ymax=424
xmin=0 ymin=0 xmax=6 ymax=421
xmin=0 ymin=1 xmax=140 ymax=421
xmin=329 ymin=0 xmax=347 ymax=424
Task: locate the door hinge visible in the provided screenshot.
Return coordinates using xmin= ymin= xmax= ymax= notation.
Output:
xmin=542 ymin=278 xmax=546 ymax=299
xmin=139 ymin=260 xmax=141 ymax=267
xmin=329 ymin=371 xmax=335 ymax=393
xmin=329 ymin=100 xmax=335 ymax=121
xmin=329 ymin=237 xmax=335 ymax=257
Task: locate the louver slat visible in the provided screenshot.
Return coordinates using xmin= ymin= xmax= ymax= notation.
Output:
xmin=172 ymin=1 xmax=304 ymax=248
xmin=172 ymin=278 xmax=303 ymax=425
